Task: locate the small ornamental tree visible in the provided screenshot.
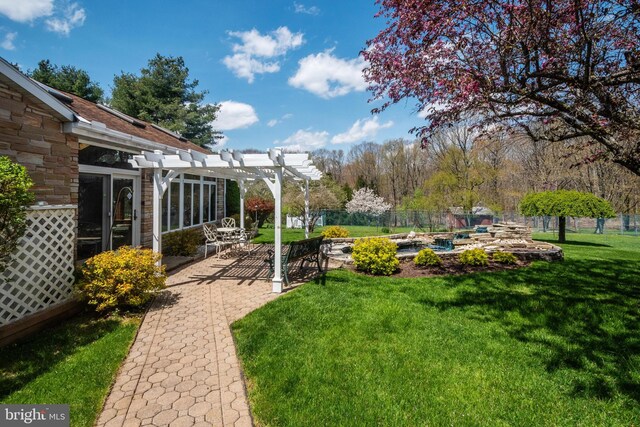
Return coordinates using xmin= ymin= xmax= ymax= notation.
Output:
xmin=283 ymin=177 xmax=345 ymax=232
xmin=519 ymin=190 xmax=615 ymax=242
xmin=245 ymin=196 xmax=275 ymax=228
xmin=0 ymin=156 xmax=35 ymax=272
xmin=346 ymin=188 xmax=392 ymax=217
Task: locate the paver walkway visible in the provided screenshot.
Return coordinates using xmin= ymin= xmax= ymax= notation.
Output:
xmin=96 ymin=246 xmax=312 ymax=427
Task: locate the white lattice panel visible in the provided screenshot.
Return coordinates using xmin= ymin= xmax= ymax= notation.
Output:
xmin=0 ymin=205 xmax=76 ymax=326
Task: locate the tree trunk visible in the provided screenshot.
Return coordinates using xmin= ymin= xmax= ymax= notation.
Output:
xmin=558 ymin=216 xmax=566 ymax=243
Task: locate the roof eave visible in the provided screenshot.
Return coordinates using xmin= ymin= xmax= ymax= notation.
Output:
xmin=64 ymin=120 xmax=193 ymax=155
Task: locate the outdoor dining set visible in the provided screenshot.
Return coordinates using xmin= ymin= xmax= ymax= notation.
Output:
xmin=202 ymin=217 xmax=259 ymax=258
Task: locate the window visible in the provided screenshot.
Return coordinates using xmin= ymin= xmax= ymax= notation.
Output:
xmin=162 ymin=174 xmax=217 ymax=233
xmin=170 ymin=181 xmax=180 ymax=230
xmin=210 ymin=185 xmax=217 ymax=221
xmin=183 ymin=182 xmax=192 ymax=227
xmin=79 ymin=145 xmax=135 ymax=169
xmin=193 ymin=183 xmax=201 ymax=225
xmin=203 ymin=185 xmax=210 ymax=222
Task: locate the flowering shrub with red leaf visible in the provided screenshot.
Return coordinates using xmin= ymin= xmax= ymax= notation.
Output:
xmin=245 ymin=196 xmax=275 ymax=227
xmin=363 ymin=0 xmax=640 ymax=176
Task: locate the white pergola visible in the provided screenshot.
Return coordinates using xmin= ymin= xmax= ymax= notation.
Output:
xmin=130 ymin=148 xmax=322 ymax=293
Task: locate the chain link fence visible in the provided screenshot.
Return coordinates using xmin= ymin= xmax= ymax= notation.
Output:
xmin=313 ymin=210 xmax=640 ymax=236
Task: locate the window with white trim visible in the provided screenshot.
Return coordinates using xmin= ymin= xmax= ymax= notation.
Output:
xmin=162 ymin=174 xmax=217 ymax=232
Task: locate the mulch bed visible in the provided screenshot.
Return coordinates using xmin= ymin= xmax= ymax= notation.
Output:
xmin=346 ymin=258 xmax=530 ymax=278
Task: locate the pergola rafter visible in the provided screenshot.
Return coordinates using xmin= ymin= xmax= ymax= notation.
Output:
xmin=130 ymin=148 xmax=322 ymax=293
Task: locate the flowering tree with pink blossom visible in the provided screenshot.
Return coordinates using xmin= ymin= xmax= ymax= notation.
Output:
xmin=346 ymin=187 xmax=392 ymax=217
xmin=363 ymin=0 xmax=640 ymax=176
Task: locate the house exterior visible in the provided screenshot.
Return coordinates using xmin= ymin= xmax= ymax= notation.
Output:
xmin=62 ymin=91 xmax=226 ymax=259
xmin=0 ymin=57 xmax=225 ymax=342
xmin=0 ymin=57 xmax=225 ymax=259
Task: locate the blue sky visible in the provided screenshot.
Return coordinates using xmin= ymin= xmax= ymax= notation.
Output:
xmin=0 ymin=0 xmax=425 ymax=152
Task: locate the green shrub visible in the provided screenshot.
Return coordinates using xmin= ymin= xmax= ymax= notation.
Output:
xmin=321 ymin=225 xmax=349 ymax=238
xmin=458 ymin=248 xmax=489 ymax=266
xmin=414 ymin=248 xmax=442 ymax=267
xmin=381 ymin=227 xmax=390 ymax=234
xmin=162 ymin=228 xmax=202 ymax=256
xmin=243 ymin=215 xmax=254 ymax=229
xmin=352 ymin=237 xmax=399 ymax=276
xmin=493 ymin=250 xmax=518 ymax=264
xmin=75 ymin=246 xmax=166 ymax=312
xmin=0 ymin=156 xmax=34 ymax=272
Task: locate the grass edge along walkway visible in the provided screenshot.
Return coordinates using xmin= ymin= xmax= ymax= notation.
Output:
xmin=0 ymin=313 xmax=140 ymax=427
xmin=233 ymin=234 xmax=640 ymax=426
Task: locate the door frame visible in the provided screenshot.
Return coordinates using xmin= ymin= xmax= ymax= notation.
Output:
xmin=111 ymin=173 xmax=141 ymax=248
xmin=79 ymin=165 xmax=141 ymax=250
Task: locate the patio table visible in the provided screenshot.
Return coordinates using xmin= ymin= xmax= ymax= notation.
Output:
xmin=217 ymin=227 xmax=239 ymax=233
xmin=217 ymin=227 xmax=241 ymax=252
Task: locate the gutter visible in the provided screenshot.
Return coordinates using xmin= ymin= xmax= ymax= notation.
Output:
xmin=63 ymin=120 xmax=191 ymax=155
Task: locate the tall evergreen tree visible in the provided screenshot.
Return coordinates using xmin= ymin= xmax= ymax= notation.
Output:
xmin=111 ymin=54 xmax=221 ymax=147
xmin=29 ymin=59 xmax=104 ymax=102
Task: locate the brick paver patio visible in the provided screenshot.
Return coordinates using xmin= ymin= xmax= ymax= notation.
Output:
xmin=96 ymin=246 xmax=314 ymax=427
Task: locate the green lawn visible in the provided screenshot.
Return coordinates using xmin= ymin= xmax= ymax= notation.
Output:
xmin=0 ymin=314 xmax=140 ymax=427
xmin=233 ymin=234 xmax=640 ymax=426
xmin=253 ymin=225 xmax=416 ymax=244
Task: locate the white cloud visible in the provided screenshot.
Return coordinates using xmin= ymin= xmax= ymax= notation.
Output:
xmin=45 ymin=2 xmax=85 ymax=36
xmin=289 ymin=49 xmax=367 ymax=98
xmin=417 ymin=101 xmax=448 ymax=118
xmin=222 ymin=54 xmax=280 ymax=83
xmin=331 ymin=117 xmax=394 ymax=145
xmin=230 ymin=26 xmax=303 ymax=57
xmin=212 ymin=101 xmax=259 ymax=131
xmin=274 ymin=129 xmax=329 ymax=152
xmin=1 ymin=31 xmax=16 ymax=50
xmin=0 ymin=0 xmax=53 ymax=22
xmin=224 ymin=26 xmax=304 ymax=83
xmin=210 ymin=134 xmax=228 ymax=149
xmin=266 ymin=113 xmax=293 ymax=127
xmin=0 ymin=1 xmax=85 ymax=37
xmin=294 ymin=2 xmax=320 ymax=15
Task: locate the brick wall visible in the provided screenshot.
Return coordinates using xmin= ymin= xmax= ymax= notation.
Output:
xmin=0 ymin=82 xmax=78 ymax=205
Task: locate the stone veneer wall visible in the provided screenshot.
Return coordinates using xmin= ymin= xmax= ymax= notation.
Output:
xmin=217 ymin=178 xmax=225 ymax=220
xmin=0 ymin=81 xmax=78 ymax=205
xmin=140 ymin=169 xmax=154 ymax=248
xmin=0 ymin=81 xmax=81 ymax=346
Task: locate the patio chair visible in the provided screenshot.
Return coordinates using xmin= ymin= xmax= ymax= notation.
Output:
xmin=247 ymin=222 xmax=259 ymax=240
xmin=203 ymin=224 xmax=224 ymax=258
xmin=217 ymin=227 xmax=239 ymax=252
xmin=235 ymin=228 xmax=251 ymax=254
xmin=221 ymin=217 xmax=236 ymax=228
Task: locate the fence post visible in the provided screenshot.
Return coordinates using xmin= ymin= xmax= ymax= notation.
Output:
xmin=620 ymin=213 xmax=624 ymax=235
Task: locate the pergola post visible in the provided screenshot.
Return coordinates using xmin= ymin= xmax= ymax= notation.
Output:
xmin=272 ymin=166 xmax=283 ymax=293
xmin=239 ymin=179 xmax=246 ymax=229
xmin=152 ymin=167 xmax=163 ymax=259
xmin=304 ymin=179 xmax=310 ymax=239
